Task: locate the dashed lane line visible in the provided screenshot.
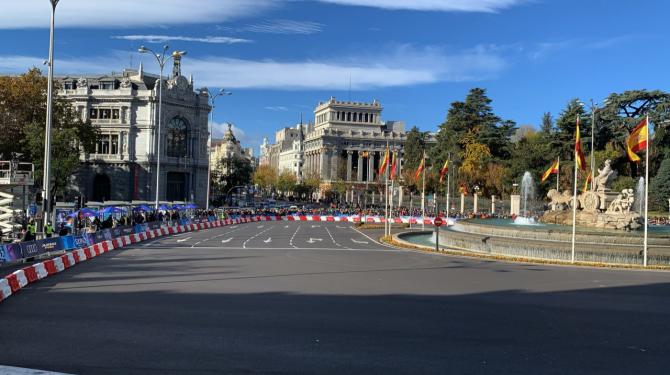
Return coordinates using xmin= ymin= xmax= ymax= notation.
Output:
xmin=242 ymin=226 xmax=275 ymax=249
xmin=325 ymin=226 xmax=350 ymax=249
xmin=289 ymin=225 xmax=301 ymax=249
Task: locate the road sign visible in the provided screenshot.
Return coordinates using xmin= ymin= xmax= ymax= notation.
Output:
xmin=434 ymin=217 xmax=444 ymax=227
xmin=28 ymin=203 xmax=37 ymax=216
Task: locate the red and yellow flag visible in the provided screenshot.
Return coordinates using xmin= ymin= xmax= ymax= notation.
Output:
xmin=389 ymin=151 xmax=398 ymax=180
xmin=541 ymin=159 xmax=559 ymax=183
xmin=575 ymin=117 xmax=586 ymax=171
xmin=378 ymin=147 xmax=390 ymax=175
xmin=582 ymin=172 xmax=592 ymax=192
xmin=626 ymin=117 xmax=649 ymax=163
xmin=414 ymin=157 xmax=425 ymax=181
xmin=439 ymin=159 xmax=449 ymax=183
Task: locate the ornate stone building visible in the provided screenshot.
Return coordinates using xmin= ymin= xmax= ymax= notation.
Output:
xmin=210 ymin=123 xmax=256 ymax=176
xmin=264 ymin=97 xmax=436 ymax=199
xmin=58 ymin=58 xmax=210 ymax=206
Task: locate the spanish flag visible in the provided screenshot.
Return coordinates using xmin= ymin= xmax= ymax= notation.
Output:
xmin=626 ymin=117 xmax=649 ymax=163
xmin=414 ymin=157 xmax=425 ymax=181
xmin=378 ymin=147 xmax=390 ymax=175
xmin=541 ymin=159 xmax=559 ymax=183
xmin=389 ymin=151 xmax=398 ymax=180
xmin=575 ymin=117 xmax=586 ymax=171
xmin=439 ymin=159 xmax=449 ymax=183
xmin=582 ymin=172 xmax=592 ymax=192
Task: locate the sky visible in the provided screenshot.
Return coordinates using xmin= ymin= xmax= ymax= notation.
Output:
xmin=1 ymin=0 xmax=669 ymax=153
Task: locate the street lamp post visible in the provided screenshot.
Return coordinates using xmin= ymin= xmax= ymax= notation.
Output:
xmin=138 ymin=45 xmax=187 ymax=209
xmin=206 ymin=89 xmax=232 ymax=211
xmin=42 ymin=0 xmax=59 ymax=232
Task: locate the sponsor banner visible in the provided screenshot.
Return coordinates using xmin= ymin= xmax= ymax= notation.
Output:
xmin=0 ymin=243 xmax=23 ymax=264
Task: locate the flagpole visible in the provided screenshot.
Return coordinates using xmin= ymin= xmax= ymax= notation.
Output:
xmin=644 ymin=115 xmax=649 ymax=267
xmin=446 ymin=158 xmax=450 ymax=218
xmin=571 ymin=117 xmax=580 ymax=263
xmin=421 ymin=150 xmax=426 ymax=231
xmin=385 ymin=141 xmax=389 ymax=237
xmin=556 ymin=156 xmax=560 ymax=191
xmin=389 ymin=149 xmax=395 ymax=237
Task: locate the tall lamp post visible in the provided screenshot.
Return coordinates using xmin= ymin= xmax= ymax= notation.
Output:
xmin=42 ymin=0 xmax=59 ymax=231
xmin=206 ymin=89 xmax=232 ymax=211
xmin=579 ymin=99 xmax=608 ymax=190
xmin=138 ymin=45 xmax=187 ymax=209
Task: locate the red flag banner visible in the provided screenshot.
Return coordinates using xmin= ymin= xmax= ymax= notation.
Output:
xmin=439 ymin=159 xmax=449 ymax=183
xmin=541 ymin=159 xmax=559 ymax=183
xmin=378 ymin=147 xmax=390 ymax=175
xmin=626 ymin=117 xmax=649 ymax=163
xmin=575 ymin=117 xmax=586 ymax=171
xmin=414 ymin=157 xmax=425 ymax=181
xmin=389 ymin=152 xmax=398 ymax=180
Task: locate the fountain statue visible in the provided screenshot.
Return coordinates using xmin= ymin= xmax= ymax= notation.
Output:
xmin=541 ymin=159 xmax=642 ymax=230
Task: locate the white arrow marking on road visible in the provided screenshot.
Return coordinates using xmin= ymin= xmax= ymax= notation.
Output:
xmin=352 ymin=239 xmax=369 ymax=244
xmin=307 ymin=238 xmax=323 ymax=244
xmin=257 ymin=225 xmax=264 ymax=228
xmin=263 ymin=237 xmax=272 ymax=243
xmin=221 ymin=238 xmax=233 ymax=243
xmin=176 ymin=237 xmax=191 ymax=242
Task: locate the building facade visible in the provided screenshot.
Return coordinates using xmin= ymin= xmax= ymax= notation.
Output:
xmin=264 ymin=97 xmax=436 ymax=199
xmin=210 ymin=123 xmax=257 ymax=176
xmin=58 ymin=57 xmax=211 ymax=206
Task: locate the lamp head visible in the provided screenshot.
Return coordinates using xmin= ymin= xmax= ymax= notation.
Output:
xmin=138 ymin=46 xmax=148 ymax=53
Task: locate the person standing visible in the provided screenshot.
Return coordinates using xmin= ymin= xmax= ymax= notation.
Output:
xmin=44 ymin=221 xmax=54 ymax=238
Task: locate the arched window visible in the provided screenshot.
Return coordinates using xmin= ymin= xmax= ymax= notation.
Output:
xmin=166 ymin=117 xmax=188 ymax=157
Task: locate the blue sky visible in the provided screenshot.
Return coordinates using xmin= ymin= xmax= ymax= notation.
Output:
xmin=1 ymin=0 xmax=668 ymax=153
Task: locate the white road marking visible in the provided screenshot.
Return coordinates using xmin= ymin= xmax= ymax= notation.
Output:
xmin=352 ymin=239 xmax=369 ymax=244
xmin=191 ymin=241 xmax=202 ymax=248
xmin=221 ymin=238 xmax=233 ymax=243
xmin=325 ymin=226 xmax=350 ymax=249
xmin=243 ymin=226 xmax=274 ymax=249
xmin=284 ymin=225 xmax=290 ymax=228
xmin=336 ymin=225 xmax=348 ymax=229
xmin=257 ymin=225 xmax=264 ymax=228
xmin=289 ymin=225 xmax=301 ymax=249
xmin=307 ymin=238 xmax=323 ymax=244
xmin=176 ymin=237 xmax=191 ymax=243
xmin=263 ymin=237 xmax=272 ymax=243
xmin=311 ymin=225 xmax=321 ymax=228
xmin=351 ymin=226 xmax=397 ymax=249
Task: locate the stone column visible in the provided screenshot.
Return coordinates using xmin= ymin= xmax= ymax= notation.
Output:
xmin=510 ymin=195 xmax=521 ymax=216
xmin=372 ymin=191 xmax=375 ymax=204
xmin=473 ymin=193 xmax=478 ymax=214
xmin=346 ymin=151 xmax=353 ymax=181
xmin=320 ymin=149 xmax=329 ymax=180
xmin=368 ymin=152 xmax=374 ymax=182
xmin=398 ymin=186 xmax=403 ymax=208
xmin=491 ymin=195 xmax=496 ymax=214
xmin=357 ymin=151 xmax=364 ymax=182
xmin=460 ymin=193 xmax=465 ymax=214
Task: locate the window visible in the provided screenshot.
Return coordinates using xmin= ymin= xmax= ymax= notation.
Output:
xmin=101 ymin=82 xmax=115 ymax=90
xmin=89 ymin=108 xmax=98 ymax=119
xmin=63 ymin=81 xmax=77 ymax=90
xmin=166 ymin=117 xmax=188 ymax=157
xmin=99 ymin=109 xmax=111 ymax=119
xmin=112 ymin=109 xmax=120 ymax=120
xmin=365 ymin=113 xmax=369 ymax=122
xmin=95 ymin=134 xmax=119 ymax=155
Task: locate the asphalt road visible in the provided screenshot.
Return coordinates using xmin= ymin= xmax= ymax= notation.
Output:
xmin=1 ymin=221 xmax=670 ymax=374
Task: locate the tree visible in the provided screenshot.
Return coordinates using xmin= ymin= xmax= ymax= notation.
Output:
xmin=650 ymin=158 xmax=670 ymax=211
xmin=402 ymin=126 xmax=428 ymax=193
xmin=540 ymin=112 xmax=554 ymax=134
xmin=0 ymin=69 xmax=98 ymax=203
xmin=301 ymin=171 xmax=322 ymax=201
xmin=217 ymin=155 xmax=252 ymax=194
xmin=252 ymin=164 xmax=277 ymax=197
xmin=276 ymin=170 xmax=297 ymax=196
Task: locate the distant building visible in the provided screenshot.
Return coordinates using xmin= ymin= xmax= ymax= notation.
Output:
xmin=58 ymin=56 xmax=210 ymax=206
xmin=210 ymin=123 xmax=257 ymax=176
xmin=264 ymin=97 xmax=436 ymax=200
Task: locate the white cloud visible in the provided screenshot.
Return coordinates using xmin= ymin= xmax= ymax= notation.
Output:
xmin=0 ymin=0 xmax=276 ymax=29
xmin=313 ymin=0 xmax=524 ymax=12
xmin=265 ymin=106 xmax=290 ymax=111
xmin=0 ymin=45 xmax=506 ymax=90
xmin=112 ymin=35 xmax=252 ymax=45
xmin=242 ymin=19 xmax=324 ymax=35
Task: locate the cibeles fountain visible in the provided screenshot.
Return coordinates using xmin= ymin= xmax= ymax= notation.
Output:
xmin=396 ymin=159 xmax=664 ymax=266
xmin=541 ymin=159 xmax=642 ymax=230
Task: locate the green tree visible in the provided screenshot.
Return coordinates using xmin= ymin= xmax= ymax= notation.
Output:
xmin=276 ymin=170 xmax=297 ymax=196
xmin=402 ymin=126 xmax=428 ymax=193
xmin=1 ymin=69 xmax=99 ymax=203
xmin=217 ymin=155 xmax=253 ymax=193
xmin=650 ymin=158 xmax=670 ymax=211
xmin=252 ymin=164 xmax=277 ymax=197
